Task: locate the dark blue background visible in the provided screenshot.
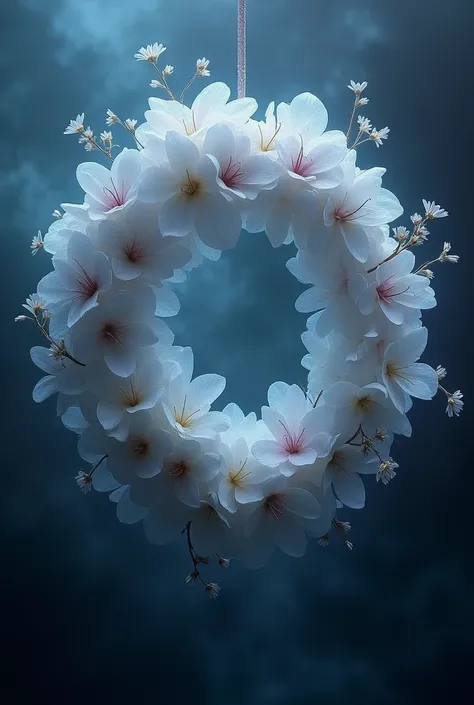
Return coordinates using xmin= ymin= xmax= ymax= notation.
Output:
xmin=1 ymin=1 xmax=472 ymax=702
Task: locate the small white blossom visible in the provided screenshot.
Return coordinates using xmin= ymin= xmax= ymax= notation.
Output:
xmin=150 ymin=79 xmax=164 ymax=89
xmin=100 ymin=130 xmax=112 ymax=143
xmin=376 ymin=458 xmax=398 ymax=485
xmin=124 ymin=118 xmax=137 ymax=131
xmin=217 ymin=556 xmax=230 ymax=569
xmin=64 ymin=113 xmax=85 ymax=135
xmin=75 ymin=470 xmax=93 ymax=494
xmin=420 ymin=268 xmax=434 ymax=279
xmin=370 ymin=126 xmax=390 ymax=147
xmin=30 ymin=230 xmax=43 ymax=256
xmin=52 ymin=209 xmax=63 ymax=219
xmin=185 ymin=570 xmax=199 ymax=584
xmin=422 ymin=199 xmax=448 ymax=219
xmin=318 ymin=534 xmax=330 ymax=547
xmin=392 ymin=225 xmax=410 ymax=242
xmin=205 ymin=582 xmax=221 ymax=598
xmin=348 ymin=80 xmax=368 ymax=95
xmin=345 ymin=540 xmax=354 ymax=551
xmin=106 ymin=109 xmax=119 ymax=126
xmin=410 ymin=213 xmax=423 ymax=225
xmin=356 ymin=97 xmax=369 ymax=106
xmin=439 ymin=242 xmax=459 ymax=263
xmin=163 ymin=64 xmax=174 ymax=75
xmin=134 ymin=43 xmax=166 ymax=63
xmin=196 ymin=57 xmax=210 ymax=76
xmin=357 ymin=115 xmax=372 ymax=133
xmin=436 ymin=365 xmax=447 ymax=380
xmin=15 ymin=315 xmax=28 ymax=322
xmin=446 ymin=390 xmax=463 ymax=418
xmin=22 ymin=293 xmax=46 ymax=315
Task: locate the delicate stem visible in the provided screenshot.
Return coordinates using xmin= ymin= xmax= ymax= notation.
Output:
xmin=346 ymin=98 xmax=358 ymax=143
xmin=151 ymin=63 xmax=175 ymax=100
xmin=184 ymin=521 xmax=207 ymax=586
xmin=414 ymin=257 xmax=439 ymax=274
xmin=180 ymin=72 xmax=198 ymax=103
xmin=91 ymin=455 xmax=108 ymax=475
xmin=33 ymin=313 xmax=86 ymax=367
xmin=117 ymin=119 xmax=143 ymax=149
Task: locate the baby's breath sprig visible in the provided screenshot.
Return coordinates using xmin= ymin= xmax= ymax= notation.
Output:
xmin=436 ymin=366 xmax=464 ymax=418
xmin=105 ymin=110 xmax=143 ymax=150
xmin=75 ymin=454 xmax=108 ymax=494
xmin=64 ymin=113 xmax=114 ymax=161
xmin=346 ymin=426 xmax=398 ymax=486
xmin=182 ymin=521 xmax=223 ymax=598
xmin=346 ymin=80 xmax=390 ymax=150
xmin=15 ymin=294 xmax=85 ymax=367
xmin=367 ymin=199 xmax=452 ymax=275
xmin=135 ymin=42 xmax=211 ymax=103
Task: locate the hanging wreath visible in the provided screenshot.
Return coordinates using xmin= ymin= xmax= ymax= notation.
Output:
xmin=18 ymin=2 xmax=463 ymax=597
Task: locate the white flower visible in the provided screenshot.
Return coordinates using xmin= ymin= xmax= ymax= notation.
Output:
xmin=71 ymin=289 xmax=171 ymax=377
xmin=357 ymin=115 xmax=372 ymax=133
xmin=134 ymin=43 xmax=166 ymax=62
xmin=75 ymin=470 xmax=92 ymax=493
xmin=410 ymin=213 xmax=423 ymax=225
xmin=439 ymin=242 xmax=459 ymax=263
xmin=74 ymin=147 xmax=143 ymax=220
xmin=446 ymin=390 xmax=463 ymax=418
xmin=97 ymin=202 xmax=191 ymax=284
xmin=143 ymin=82 xmax=257 ymax=140
xmin=376 ymin=458 xmax=398 ymax=485
xmin=37 ymin=232 xmax=112 ymax=327
xmin=105 ymin=109 xmax=119 ymax=125
xmin=392 ymin=225 xmax=409 ymax=242
xmin=324 ymin=160 xmax=403 ymax=262
xmin=23 ymin=293 xmax=47 ymax=315
xmin=217 ymin=437 xmax=266 ymax=512
xmin=30 ymin=230 xmax=43 ymax=255
xmin=150 ymin=79 xmax=164 ymax=89
xmin=196 ymin=57 xmax=210 ymax=76
xmin=436 ymin=365 xmax=447 ymax=380
xmin=358 ymin=249 xmax=436 ymax=324
xmin=370 ymin=126 xmax=390 ymax=147
xmin=381 ymin=327 xmax=438 ymax=413
xmin=64 ymin=113 xmax=85 ymax=135
xmin=356 ymin=97 xmax=369 ymax=106
xmin=348 ymin=80 xmax=368 ymax=95
xmin=160 ymin=439 xmax=221 ymax=508
xmin=422 ymin=199 xmax=448 ymax=219
xmin=419 ymin=268 xmax=434 ymax=279
xmin=124 ymin=118 xmax=137 ymax=131
xmin=163 ymin=64 xmax=174 ymax=75
xmin=252 ymin=383 xmax=334 ymax=475
xmin=276 ymin=131 xmax=347 ymax=189
xmin=95 ymin=349 xmax=165 ymax=437
xmin=162 ymin=365 xmax=229 ymax=441
xmin=323 ymin=381 xmax=412 ymax=438
xmin=138 ymin=130 xmax=243 ymax=250
xmin=322 ymin=442 xmax=376 ymax=509
xmin=241 ymin=475 xmax=321 ymax=569
xmin=30 ymin=344 xmax=86 ymax=402
xmin=204 ymin=122 xmax=281 ymax=199
xmin=100 ymin=130 xmax=112 ymax=143
xmin=52 ymin=209 xmax=63 ymax=219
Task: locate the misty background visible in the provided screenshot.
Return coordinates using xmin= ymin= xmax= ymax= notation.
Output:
xmin=1 ymin=0 xmax=473 ymax=702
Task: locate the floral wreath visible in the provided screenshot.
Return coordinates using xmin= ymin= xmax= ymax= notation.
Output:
xmin=18 ymin=24 xmax=463 ymax=598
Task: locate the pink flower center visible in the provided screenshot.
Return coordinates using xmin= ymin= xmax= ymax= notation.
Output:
xmin=376 ymin=276 xmax=410 ymax=303
xmin=220 ymin=156 xmax=245 ymax=189
xmin=264 ymin=493 xmax=285 ymax=519
xmin=334 ymin=197 xmax=371 ymax=222
xmin=279 ymin=420 xmax=306 ymax=455
xmin=102 ymin=178 xmax=128 ymax=210
xmin=73 ymin=260 xmax=99 ymax=299
xmin=290 ymin=141 xmax=314 ymax=178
